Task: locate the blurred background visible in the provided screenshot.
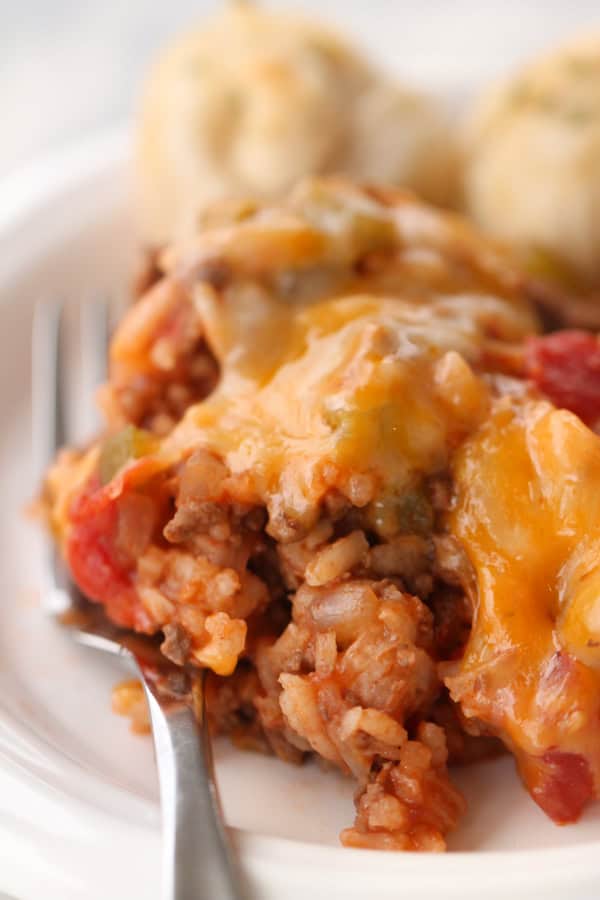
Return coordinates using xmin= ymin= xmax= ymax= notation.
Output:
xmin=2 ymin=0 xmax=600 ymax=177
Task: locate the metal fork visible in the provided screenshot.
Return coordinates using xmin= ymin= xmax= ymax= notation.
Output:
xmin=32 ymin=297 xmax=246 ymax=900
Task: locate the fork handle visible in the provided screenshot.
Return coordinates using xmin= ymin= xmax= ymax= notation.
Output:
xmin=140 ymin=674 xmax=246 ymax=900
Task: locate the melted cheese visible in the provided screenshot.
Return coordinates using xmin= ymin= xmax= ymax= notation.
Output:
xmin=446 ymin=394 xmax=600 ymax=791
xmin=151 ymin=180 xmax=540 ymax=534
xmin=163 ymin=287 xmax=529 ymax=531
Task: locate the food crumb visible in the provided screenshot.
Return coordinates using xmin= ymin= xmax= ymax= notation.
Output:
xmin=112 ymin=679 xmax=151 ymax=734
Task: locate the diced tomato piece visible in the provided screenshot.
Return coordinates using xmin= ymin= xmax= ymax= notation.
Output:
xmin=67 ymin=479 xmax=140 ymax=629
xmin=525 ymin=330 xmax=600 ymax=425
xmin=521 ymin=749 xmax=594 ymax=824
xmin=66 ymin=458 xmax=164 ymax=630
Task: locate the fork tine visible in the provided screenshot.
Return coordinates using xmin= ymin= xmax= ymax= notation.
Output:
xmin=32 ymin=298 xmax=66 ymax=479
xmin=32 ymin=298 xmax=72 ymax=612
xmin=79 ymin=295 xmax=110 ymax=437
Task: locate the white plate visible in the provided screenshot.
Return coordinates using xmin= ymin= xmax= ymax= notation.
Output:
xmin=0 ymin=131 xmax=599 ymax=900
